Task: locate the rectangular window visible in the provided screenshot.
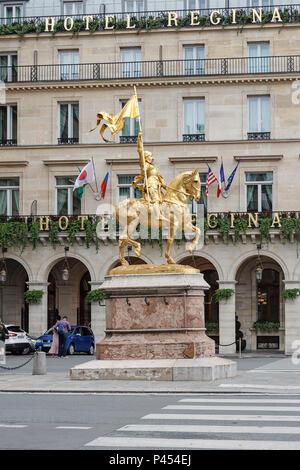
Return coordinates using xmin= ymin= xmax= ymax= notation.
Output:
xmin=56 ymin=176 xmax=81 ymax=215
xmin=248 ymin=43 xmax=270 ymax=73
xmin=0 ymin=54 xmax=17 ymax=82
xmin=184 ymin=45 xmax=205 ymax=75
xmin=186 ymin=0 xmax=207 ymax=11
xmin=188 ymin=173 xmax=207 ymax=217
xmin=59 ymin=103 xmax=79 ymax=144
xmin=248 ymin=95 xmax=270 ymax=140
xmin=183 ymin=98 xmax=205 ymax=141
xmin=4 ymin=4 xmax=23 ymax=25
xmin=245 ymin=172 xmax=273 ymax=212
xmin=121 ymin=47 xmax=141 ymax=78
xmin=59 ymin=50 xmax=79 ymax=80
xmin=0 ymin=177 xmax=19 ymax=216
xmin=120 ymin=99 xmax=141 ymax=142
xmin=251 ymin=0 xmax=272 ymax=8
xmin=0 ymin=105 xmax=17 ymax=145
xmin=124 ymin=0 xmax=144 ymax=13
xmin=117 ymin=175 xmax=143 ymax=201
xmin=63 ymin=1 xmax=83 ymax=16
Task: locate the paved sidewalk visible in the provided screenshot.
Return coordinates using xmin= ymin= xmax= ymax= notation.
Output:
xmin=0 ymin=353 xmax=300 ymax=394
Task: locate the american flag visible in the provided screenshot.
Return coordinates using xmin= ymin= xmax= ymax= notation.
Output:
xmin=205 ymin=166 xmax=217 ymax=197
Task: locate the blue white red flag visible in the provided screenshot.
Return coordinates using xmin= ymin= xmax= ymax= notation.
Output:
xmin=100 ymin=172 xmax=109 ymax=199
xmin=217 ymin=161 xmax=225 ymax=198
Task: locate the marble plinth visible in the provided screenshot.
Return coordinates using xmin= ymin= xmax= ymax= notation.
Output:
xmin=70 ymin=358 xmax=237 ymax=382
xmin=96 ymin=271 xmax=215 ymax=361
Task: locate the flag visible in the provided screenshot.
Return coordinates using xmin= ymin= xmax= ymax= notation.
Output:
xmin=217 ymin=161 xmax=225 ymax=198
xmin=73 ymin=161 xmax=95 ymax=191
xmin=100 ymin=172 xmax=109 ymax=199
xmin=225 ymin=162 xmax=239 ymax=192
xmin=89 ymin=95 xmax=140 ymax=143
xmin=77 ymin=184 xmax=87 ymax=199
xmin=205 ymin=166 xmax=217 ymax=198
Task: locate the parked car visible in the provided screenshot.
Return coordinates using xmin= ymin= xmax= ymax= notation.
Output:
xmin=5 ymin=325 xmax=36 ymax=355
xmin=35 ymin=325 xmax=95 ymax=355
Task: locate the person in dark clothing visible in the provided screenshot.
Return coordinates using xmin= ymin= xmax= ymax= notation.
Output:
xmin=53 ymin=315 xmax=71 ymax=358
xmin=0 ymin=319 xmax=8 ymax=342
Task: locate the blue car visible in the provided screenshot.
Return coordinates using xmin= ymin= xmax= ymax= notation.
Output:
xmin=36 ymin=325 xmax=95 ymax=355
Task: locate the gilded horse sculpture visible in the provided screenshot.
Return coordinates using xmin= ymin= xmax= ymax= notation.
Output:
xmin=115 ymin=132 xmax=201 ymax=267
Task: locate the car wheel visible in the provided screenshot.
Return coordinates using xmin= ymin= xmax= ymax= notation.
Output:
xmin=68 ymin=343 xmax=75 ymax=355
xmin=88 ymin=344 xmax=95 ymax=355
xmin=22 ymin=346 xmax=31 ymax=355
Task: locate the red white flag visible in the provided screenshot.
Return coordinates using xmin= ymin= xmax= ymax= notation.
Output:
xmin=205 ymin=166 xmax=217 ymax=198
xmin=73 ymin=161 xmax=95 ymax=191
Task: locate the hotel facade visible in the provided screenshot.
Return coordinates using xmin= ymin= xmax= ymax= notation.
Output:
xmin=1 ymin=0 xmax=300 ymax=355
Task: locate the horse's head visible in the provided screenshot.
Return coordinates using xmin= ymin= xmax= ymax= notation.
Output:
xmin=183 ymin=169 xmax=201 ymax=202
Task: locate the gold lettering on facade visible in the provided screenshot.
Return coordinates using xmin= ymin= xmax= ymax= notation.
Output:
xmin=248 ymin=212 xmax=259 ymax=228
xmin=64 ymin=16 xmax=74 ymax=31
xmin=271 ymin=212 xmax=281 ymax=227
xmin=126 ymin=14 xmax=136 ymax=28
xmin=190 ymin=11 xmax=200 ymax=26
xmin=210 ymin=10 xmax=221 ymax=25
xmin=105 ymin=15 xmax=115 ymax=29
xmin=78 ymin=215 xmax=88 ymax=230
xmin=83 ymin=15 xmax=93 ymax=30
xmin=252 ymin=8 xmax=262 ymax=23
xmin=232 ymin=9 xmax=237 ymax=24
xmin=168 ymin=12 xmax=178 ymax=27
xmin=208 ymin=213 xmax=218 ymax=229
xmin=271 ymin=7 xmax=282 ymax=22
xmin=39 ymin=216 xmax=50 ymax=231
xmin=230 ymin=213 xmax=235 ymax=228
xmin=58 ymin=216 xmax=69 ymax=231
xmin=44 ymin=17 xmax=55 ymax=32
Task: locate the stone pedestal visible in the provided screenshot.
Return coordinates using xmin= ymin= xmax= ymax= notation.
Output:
xmin=96 ymin=268 xmax=215 ymax=361
xmin=70 ymin=266 xmax=236 ymax=382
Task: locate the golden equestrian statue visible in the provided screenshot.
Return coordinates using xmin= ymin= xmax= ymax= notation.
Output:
xmin=89 ymin=90 xmax=202 ymax=272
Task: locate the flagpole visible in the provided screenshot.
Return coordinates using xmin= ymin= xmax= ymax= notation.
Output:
xmin=133 ymin=85 xmax=150 ymax=209
xmin=91 ymin=156 xmax=100 ymax=197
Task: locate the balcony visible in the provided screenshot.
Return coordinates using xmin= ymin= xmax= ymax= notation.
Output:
xmin=0 ymin=139 xmax=17 ymax=146
xmin=3 ymin=55 xmax=300 ymax=84
xmin=119 ymin=135 xmax=138 ymax=144
xmin=183 ymin=133 xmax=205 ymax=142
xmin=248 ymin=132 xmax=271 ymax=141
xmin=57 ymin=137 xmax=79 ymax=145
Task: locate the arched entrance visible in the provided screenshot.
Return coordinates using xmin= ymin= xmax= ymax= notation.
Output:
xmin=0 ymin=258 xmax=29 ymax=330
xmin=178 ymin=255 xmax=219 ymax=324
xmin=47 ymin=257 xmax=91 ymax=329
xmin=235 ymin=255 xmax=284 ymax=351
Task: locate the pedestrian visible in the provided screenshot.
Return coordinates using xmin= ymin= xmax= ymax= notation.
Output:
xmin=48 ymin=315 xmax=61 ymax=357
xmin=54 ymin=315 xmax=71 ymax=358
xmin=0 ymin=318 xmax=8 ymax=342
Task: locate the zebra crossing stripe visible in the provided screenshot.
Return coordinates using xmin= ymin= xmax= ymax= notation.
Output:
xmin=142 ymin=413 xmax=300 ymax=422
xmin=179 ymin=398 xmax=300 ymax=404
xmin=163 ymin=405 xmax=300 ymax=412
xmin=85 ymin=436 xmax=300 ymax=450
xmin=118 ymin=423 xmax=300 ymax=434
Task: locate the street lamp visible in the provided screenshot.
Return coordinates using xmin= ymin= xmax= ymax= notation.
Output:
xmin=0 ymin=248 xmax=7 ymax=283
xmin=62 ymin=247 xmax=70 ymax=281
xmin=255 ymin=244 xmax=263 ymax=283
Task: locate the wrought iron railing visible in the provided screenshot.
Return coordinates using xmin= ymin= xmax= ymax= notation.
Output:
xmin=119 ymin=135 xmax=138 ymax=144
xmin=1 ymin=4 xmax=300 ymax=29
xmin=0 ymin=139 xmax=17 ymax=146
xmin=248 ymin=132 xmax=271 ymax=140
xmin=183 ymin=133 xmax=205 ymax=142
xmin=2 ymin=55 xmax=300 ymax=83
xmin=57 ymin=137 xmax=79 ymax=145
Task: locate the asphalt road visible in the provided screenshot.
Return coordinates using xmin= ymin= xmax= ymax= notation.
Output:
xmin=1 ymin=393 xmax=300 ymax=451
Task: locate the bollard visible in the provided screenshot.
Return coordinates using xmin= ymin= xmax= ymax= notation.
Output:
xmin=32 ymin=351 xmax=47 ymax=375
xmin=238 ymin=337 xmax=242 ymax=359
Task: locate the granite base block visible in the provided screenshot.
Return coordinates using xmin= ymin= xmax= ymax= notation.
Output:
xmin=70 ymin=358 xmax=237 ymax=382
